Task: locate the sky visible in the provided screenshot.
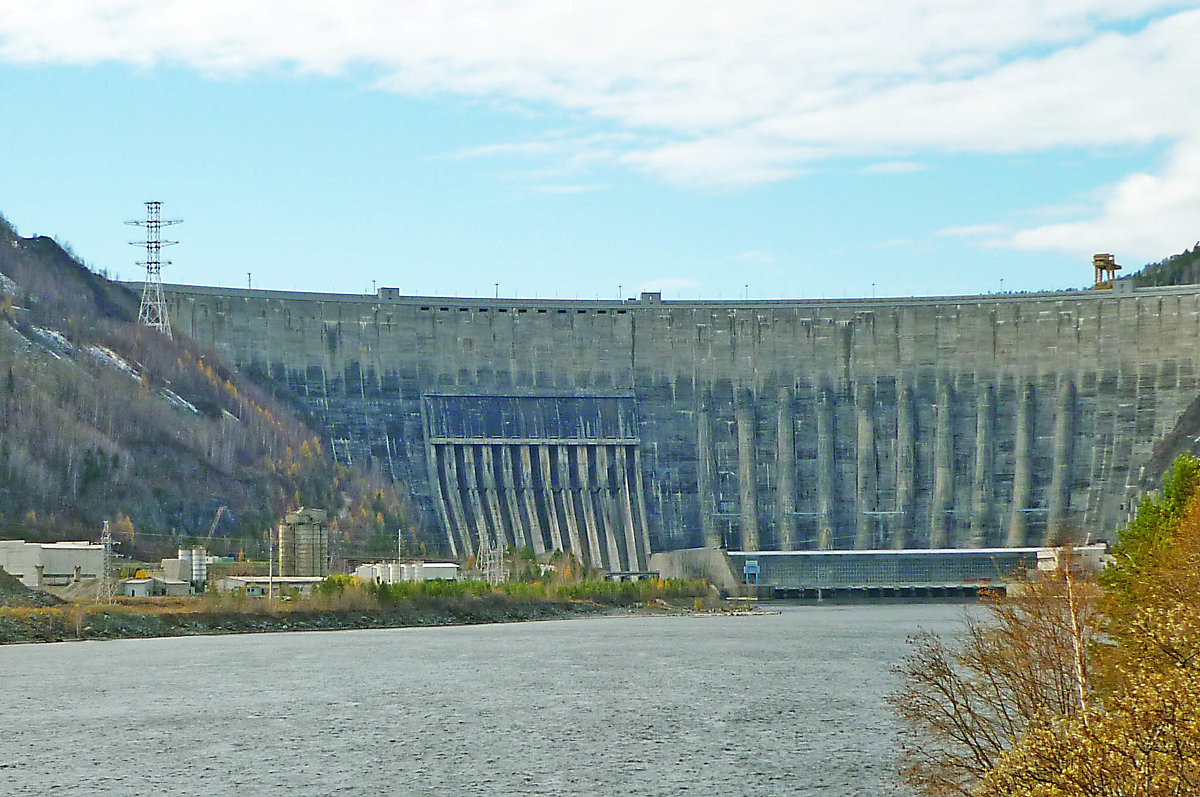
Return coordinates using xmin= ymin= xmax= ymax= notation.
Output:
xmin=1 ymin=2 xmax=1199 ymax=300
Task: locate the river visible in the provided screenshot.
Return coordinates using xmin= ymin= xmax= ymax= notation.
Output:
xmin=0 ymin=603 xmax=966 ymax=796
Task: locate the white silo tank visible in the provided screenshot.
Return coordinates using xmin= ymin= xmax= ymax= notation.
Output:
xmin=191 ymin=549 xmax=207 ymax=586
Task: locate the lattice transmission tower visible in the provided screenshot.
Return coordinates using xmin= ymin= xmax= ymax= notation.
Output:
xmin=127 ymin=201 xmax=181 ymax=338
xmin=478 ymin=533 xmax=510 ymax=585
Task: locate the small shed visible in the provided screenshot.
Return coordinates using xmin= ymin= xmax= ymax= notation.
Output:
xmin=121 ymin=578 xmax=154 ymax=598
xmin=419 ymin=562 xmax=460 ymax=581
xmin=216 ymin=576 xmax=325 ymax=597
xmin=119 ymin=576 xmax=195 ymax=598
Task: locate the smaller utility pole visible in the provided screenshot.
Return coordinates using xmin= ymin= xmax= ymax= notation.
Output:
xmin=267 ymin=527 xmax=275 ymax=604
xmin=99 ymin=520 xmax=115 ymax=604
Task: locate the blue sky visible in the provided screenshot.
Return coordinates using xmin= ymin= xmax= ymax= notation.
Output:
xmin=2 ymin=2 xmax=1199 ymax=300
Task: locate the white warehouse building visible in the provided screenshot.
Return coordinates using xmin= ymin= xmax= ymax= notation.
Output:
xmin=354 ymin=561 xmax=460 ymax=585
xmin=0 ymin=540 xmax=104 ymax=588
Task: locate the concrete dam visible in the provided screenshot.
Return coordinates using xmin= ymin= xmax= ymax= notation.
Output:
xmin=161 ymin=283 xmax=1200 ymax=571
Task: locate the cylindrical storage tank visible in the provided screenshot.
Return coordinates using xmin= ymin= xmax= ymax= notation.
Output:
xmin=388 ymin=563 xmax=402 ymax=583
xmin=178 ymin=549 xmax=193 ymax=578
xmin=191 ymin=549 xmax=207 ymax=585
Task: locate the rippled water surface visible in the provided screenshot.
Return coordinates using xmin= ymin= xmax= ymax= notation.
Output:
xmin=0 ymin=603 xmax=966 ymax=796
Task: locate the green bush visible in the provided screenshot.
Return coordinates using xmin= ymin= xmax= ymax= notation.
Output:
xmin=1102 ymin=453 xmax=1200 ymax=602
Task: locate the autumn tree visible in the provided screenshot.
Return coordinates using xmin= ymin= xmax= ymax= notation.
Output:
xmin=978 ymin=504 xmax=1200 ymax=796
xmin=892 ymin=455 xmax=1200 ymax=796
xmin=889 ymin=566 xmax=1101 ymax=797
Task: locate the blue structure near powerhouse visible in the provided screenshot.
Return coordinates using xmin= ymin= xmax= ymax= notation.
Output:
xmin=726 ymin=548 xmax=1043 ymax=597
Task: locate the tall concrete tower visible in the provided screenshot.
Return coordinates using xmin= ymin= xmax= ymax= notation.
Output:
xmin=276 ymin=508 xmax=330 ymax=577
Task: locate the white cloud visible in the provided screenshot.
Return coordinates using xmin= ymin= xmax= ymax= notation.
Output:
xmin=4 ymin=2 xmax=1200 ymax=253
xmin=451 ymin=131 xmax=637 ymax=162
xmin=619 ymin=135 xmax=812 ymax=187
xmin=5 ymin=4 xmax=1194 ymax=159
xmin=733 ymin=250 xmax=775 ymax=263
xmin=1005 ymin=142 xmax=1200 ymax=260
xmin=861 ymin=161 xmax=926 ymax=174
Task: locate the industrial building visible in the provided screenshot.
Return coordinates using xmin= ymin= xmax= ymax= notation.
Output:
xmin=654 ymin=544 xmax=1108 ymax=598
xmin=120 ymin=576 xmax=194 ymax=598
xmin=726 ymin=548 xmax=1043 ymax=596
xmin=354 ymin=561 xmax=460 ymax=585
xmin=1035 ymin=545 xmax=1108 ymax=575
xmin=216 ymin=575 xmax=325 ymax=597
xmin=0 ymin=540 xmax=104 ymax=588
xmin=160 ymin=547 xmax=209 ymax=591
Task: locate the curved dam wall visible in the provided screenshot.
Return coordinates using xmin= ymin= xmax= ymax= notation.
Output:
xmin=162 ymin=283 xmax=1200 ymax=565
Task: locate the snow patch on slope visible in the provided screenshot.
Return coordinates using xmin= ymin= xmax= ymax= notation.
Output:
xmin=31 ymin=327 xmax=73 ymax=358
xmin=86 ymin=345 xmax=141 ymax=380
xmin=160 ymin=387 xmax=199 ymax=415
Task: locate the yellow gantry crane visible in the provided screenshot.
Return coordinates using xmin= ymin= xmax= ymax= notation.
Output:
xmin=1093 ymin=253 xmax=1121 ymax=289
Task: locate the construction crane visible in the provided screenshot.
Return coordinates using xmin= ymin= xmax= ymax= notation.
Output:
xmin=202 ymin=505 xmax=227 ymax=551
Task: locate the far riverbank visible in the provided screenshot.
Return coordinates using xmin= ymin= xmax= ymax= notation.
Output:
xmin=0 ymin=576 xmax=717 ymax=645
xmin=0 ymin=598 xmax=606 ymax=644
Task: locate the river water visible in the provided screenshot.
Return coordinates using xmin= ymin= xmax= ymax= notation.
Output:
xmin=0 ymin=603 xmax=966 ymax=796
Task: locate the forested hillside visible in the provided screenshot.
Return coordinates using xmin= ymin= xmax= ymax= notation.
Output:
xmin=0 ymin=213 xmax=420 ymax=559
xmin=1127 ymin=241 xmax=1200 ymax=286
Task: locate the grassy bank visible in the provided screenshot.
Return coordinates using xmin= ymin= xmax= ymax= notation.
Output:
xmin=0 ymin=577 xmax=714 ymax=644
